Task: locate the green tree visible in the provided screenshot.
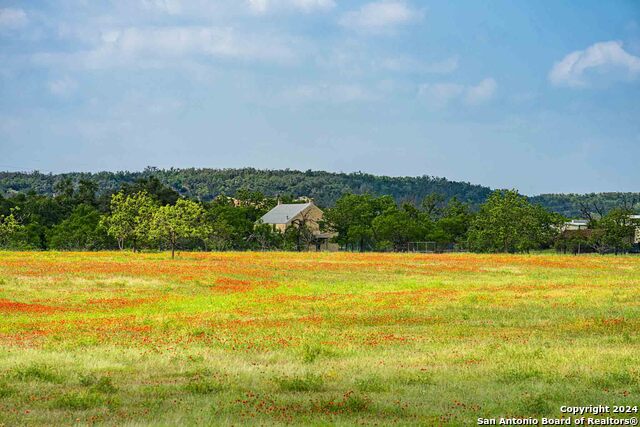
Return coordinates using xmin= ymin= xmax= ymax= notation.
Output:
xmin=468 ymin=190 xmax=561 ymax=253
xmin=53 ymin=177 xmax=75 ymax=200
xmin=590 ymin=208 xmax=638 ymax=254
xmin=121 ymin=177 xmax=180 ymax=205
xmin=554 ymin=230 xmax=593 ymax=254
xmin=248 ymin=223 xmax=284 ymax=251
xmin=0 ymin=209 xmax=25 ymax=248
xmin=101 ymin=191 xmax=156 ymax=251
xmin=421 ymin=193 xmax=446 ymax=220
xmin=323 ymin=194 xmax=395 ymax=251
xmin=75 ymin=179 xmax=98 ymax=207
xmin=284 ymin=214 xmax=316 ymax=252
xmin=205 ymin=194 xmax=272 ymax=250
xmin=202 ymin=218 xmax=235 ymax=251
xmin=5 ymin=193 xmax=70 ymax=249
xmin=372 ymin=208 xmax=425 ymax=251
xmin=149 ymin=199 xmax=207 ymax=258
xmin=433 ymin=198 xmax=473 ymax=247
xmin=47 ymin=205 xmax=113 ymax=250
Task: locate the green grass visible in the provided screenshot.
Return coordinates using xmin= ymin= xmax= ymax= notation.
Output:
xmin=0 ymin=251 xmax=638 ymax=425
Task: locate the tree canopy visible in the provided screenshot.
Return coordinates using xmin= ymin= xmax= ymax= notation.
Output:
xmin=468 ymin=190 xmax=564 ymax=253
xmin=0 ymin=174 xmax=637 ymax=255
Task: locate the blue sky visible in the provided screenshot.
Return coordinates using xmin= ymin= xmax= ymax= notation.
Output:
xmin=0 ymin=1 xmax=639 ymax=195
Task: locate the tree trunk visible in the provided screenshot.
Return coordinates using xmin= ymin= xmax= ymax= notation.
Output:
xmin=171 ymin=243 xmax=175 ymax=259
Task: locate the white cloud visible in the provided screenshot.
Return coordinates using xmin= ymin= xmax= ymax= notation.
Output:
xmin=465 ymin=78 xmax=496 ymax=105
xmin=0 ymin=8 xmax=28 ymax=30
xmin=35 ymin=26 xmax=297 ymax=69
xmin=291 ymin=0 xmax=335 ymax=12
xmin=417 ymin=83 xmax=464 ymax=108
xmin=248 ymin=0 xmax=269 ymax=14
xmin=49 ymin=78 xmax=78 ymax=97
xmin=283 ymin=82 xmax=375 ymax=103
xmin=339 ymin=1 xmax=421 ymax=33
xmin=549 ymin=41 xmax=640 ymax=87
xmin=248 ymin=0 xmax=335 ymax=14
xmin=381 ymin=55 xmax=459 ymax=74
xmin=141 ymin=0 xmax=183 ymax=15
xmin=418 ymin=78 xmax=497 ymax=108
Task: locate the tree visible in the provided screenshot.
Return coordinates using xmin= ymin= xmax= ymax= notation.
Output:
xmin=555 ymin=229 xmax=594 ymax=254
xmin=590 ymin=208 xmax=638 ymax=254
xmin=284 ymin=212 xmax=316 ymax=252
xmin=75 ymin=179 xmax=98 ymax=207
xmin=421 ymin=193 xmax=446 ymax=220
xmin=248 ymin=223 xmax=283 ymax=251
xmin=0 ymin=209 xmax=25 ymax=248
xmin=47 ymin=204 xmax=113 ymax=250
xmin=323 ymin=194 xmax=395 ymax=251
xmin=204 ymin=194 xmax=272 ymax=250
xmin=149 ymin=199 xmax=207 ymax=258
xmin=53 ymin=177 xmax=75 ymax=200
xmin=121 ymin=177 xmax=180 ymax=206
xmin=101 ymin=191 xmax=156 ymax=251
xmin=372 ymin=207 xmax=427 ymax=251
xmin=202 ymin=218 xmax=235 ymax=251
xmin=433 ymin=198 xmax=473 ymax=247
xmin=468 ymin=190 xmax=561 ymax=253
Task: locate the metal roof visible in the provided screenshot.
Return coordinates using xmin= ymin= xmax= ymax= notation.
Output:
xmin=260 ymin=203 xmax=313 ymax=225
xmin=567 ymin=219 xmax=589 ymax=224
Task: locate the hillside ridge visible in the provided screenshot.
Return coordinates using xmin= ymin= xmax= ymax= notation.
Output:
xmin=1 ymin=168 xmax=638 ymax=217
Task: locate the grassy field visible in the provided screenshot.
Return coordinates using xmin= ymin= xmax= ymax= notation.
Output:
xmin=0 ymin=251 xmax=638 ymax=426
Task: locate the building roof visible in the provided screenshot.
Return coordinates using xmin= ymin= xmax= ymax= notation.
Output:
xmin=260 ymin=203 xmax=313 ymax=225
xmin=566 ymin=219 xmax=589 ymax=225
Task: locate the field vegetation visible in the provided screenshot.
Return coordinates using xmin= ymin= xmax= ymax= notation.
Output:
xmin=0 ymin=251 xmax=638 ymax=425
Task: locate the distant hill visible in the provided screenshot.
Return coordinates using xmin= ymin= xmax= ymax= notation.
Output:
xmin=0 ymin=168 xmax=638 ymax=217
xmin=529 ymin=193 xmax=640 ymax=218
xmin=0 ymin=168 xmax=491 ymax=207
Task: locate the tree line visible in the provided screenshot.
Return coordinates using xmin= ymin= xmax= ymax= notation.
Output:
xmin=3 ymin=168 xmax=639 ymax=217
xmin=0 ymin=177 xmax=638 ymax=254
xmin=0 ymin=167 xmax=495 ymax=210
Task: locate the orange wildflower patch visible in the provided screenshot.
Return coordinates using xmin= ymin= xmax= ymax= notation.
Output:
xmin=0 ymin=298 xmax=62 ymax=314
xmin=363 ymin=332 xmax=413 ymax=347
xmin=85 ymin=297 xmax=153 ymax=309
xmin=212 ymin=278 xmax=280 ymax=294
xmin=212 ymin=277 xmax=253 ymax=293
xmin=213 ymin=315 xmax=323 ymax=330
xmin=0 ymin=329 xmax=52 ymax=347
xmin=0 ymin=257 xmax=275 ymax=282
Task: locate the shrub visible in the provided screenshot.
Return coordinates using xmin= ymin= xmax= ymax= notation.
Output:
xmin=0 ymin=382 xmax=15 ymax=398
xmin=519 ymin=393 xmax=551 ymax=416
xmin=301 ymin=343 xmax=326 ymax=363
xmin=396 ymin=371 xmax=434 ymax=386
xmin=499 ymin=367 xmax=542 ymax=383
xmin=355 ymin=376 xmax=389 ymax=392
xmin=52 ymin=392 xmax=103 ymax=410
xmin=13 ymin=364 xmax=62 ymax=383
xmin=185 ymin=379 xmax=224 ymax=395
xmin=80 ymin=373 xmax=118 ymax=394
xmin=320 ymin=391 xmax=370 ymax=414
xmin=277 ymin=374 xmax=324 ymax=392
